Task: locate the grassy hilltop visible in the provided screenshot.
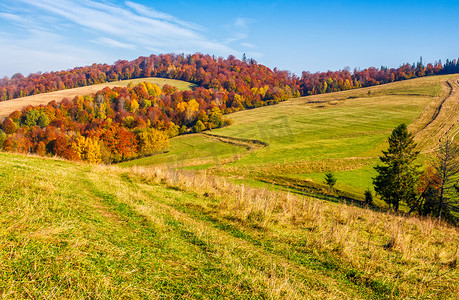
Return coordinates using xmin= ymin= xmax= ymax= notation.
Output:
xmin=0 ymin=152 xmax=458 ymax=299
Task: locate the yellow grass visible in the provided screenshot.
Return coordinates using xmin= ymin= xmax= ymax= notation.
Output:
xmin=0 ymin=151 xmax=458 ymax=298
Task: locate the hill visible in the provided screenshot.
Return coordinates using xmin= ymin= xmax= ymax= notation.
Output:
xmin=123 ymin=74 xmax=459 ymax=208
xmin=0 ymin=77 xmax=195 ymax=121
xmin=0 ymin=152 xmax=458 ymax=299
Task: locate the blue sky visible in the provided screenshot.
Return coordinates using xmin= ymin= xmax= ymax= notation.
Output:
xmin=1 ymin=0 xmax=458 ymax=77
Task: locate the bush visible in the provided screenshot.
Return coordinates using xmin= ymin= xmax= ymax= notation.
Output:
xmin=364 ymin=188 xmax=373 ymax=205
xmin=193 ymin=120 xmax=206 ymax=133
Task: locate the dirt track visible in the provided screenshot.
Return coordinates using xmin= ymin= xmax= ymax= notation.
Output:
xmin=411 ymin=78 xmax=459 ymax=150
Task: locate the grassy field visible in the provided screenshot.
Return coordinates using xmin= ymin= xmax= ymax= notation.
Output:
xmin=124 ymin=75 xmax=459 ymax=204
xmin=0 ymin=152 xmax=458 ymax=299
xmin=118 ymin=133 xmax=247 ymax=169
xmin=0 ymin=77 xmax=196 ymax=121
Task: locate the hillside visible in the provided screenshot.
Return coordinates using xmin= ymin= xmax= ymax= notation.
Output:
xmin=0 ymin=152 xmax=458 ymax=299
xmin=124 ymin=74 xmax=459 ymax=207
xmin=0 ymin=77 xmax=195 ymax=121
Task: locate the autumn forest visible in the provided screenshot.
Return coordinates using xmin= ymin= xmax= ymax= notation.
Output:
xmin=1 ymin=53 xmax=459 ymax=163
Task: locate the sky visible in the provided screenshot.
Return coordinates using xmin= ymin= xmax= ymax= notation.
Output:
xmin=1 ymin=0 xmax=458 ymax=78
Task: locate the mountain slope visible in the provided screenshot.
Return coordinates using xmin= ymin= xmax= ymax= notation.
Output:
xmin=124 ymin=74 xmax=459 ymax=206
xmin=0 ymin=152 xmax=458 ymax=299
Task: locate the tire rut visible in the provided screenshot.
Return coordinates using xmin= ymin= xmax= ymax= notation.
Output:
xmin=134 ymin=181 xmax=390 ymax=299
xmin=413 ymin=78 xmax=459 ymax=150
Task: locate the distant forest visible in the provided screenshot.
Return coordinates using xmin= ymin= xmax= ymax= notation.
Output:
xmin=2 ymin=53 xmax=459 ymax=101
xmin=1 ymin=53 xmax=459 ymax=162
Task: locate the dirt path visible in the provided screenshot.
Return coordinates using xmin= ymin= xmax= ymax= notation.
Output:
xmin=411 ymin=78 xmax=459 ymax=150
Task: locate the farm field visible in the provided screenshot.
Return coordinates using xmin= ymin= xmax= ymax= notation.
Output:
xmin=124 ymin=74 xmax=459 ymax=204
xmin=0 ymin=152 xmax=457 ymax=299
xmin=0 ymin=77 xmax=195 ymax=121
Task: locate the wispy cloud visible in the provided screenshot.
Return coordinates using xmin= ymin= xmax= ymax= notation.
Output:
xmin=93 ymin=37 xmax=136 ymax=50
xmin=224 ymin=17 xmax=258 ymax=49
xmin=0 ymin=0 xmax=241 ymax=76
xmin=14 ymin=0 xmax=235 ymax=54
xmin=0 ymin=29 xmax=105 ymax=76
xmin=241 ymin=42 xmax=256 ymax=49
xmin=0 ymin=12 xmax=23 ymax=22
xmin=125 ymin=1 xmax=204 ymax=32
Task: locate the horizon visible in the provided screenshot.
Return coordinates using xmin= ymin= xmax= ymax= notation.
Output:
xmin=1 ymin=0 xmax=458 ymax=77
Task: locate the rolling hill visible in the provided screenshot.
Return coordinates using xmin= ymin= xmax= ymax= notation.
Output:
xmin=123 ymin=74 xmax=459 ymax=208
xmin=0 ymin=152 xmax=457 ymax=299
xmin=0 ymin=77 xmax=196 ymax=121
xmin=1 ymin=67 xmax=459 ymax=299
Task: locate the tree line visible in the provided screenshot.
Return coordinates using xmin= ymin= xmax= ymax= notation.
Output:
xmin=2 ymin=54 xmax=459 ymax=102
xmin=0 ymin=53 xmax=298 ymax=105
xmin=298 ymin=57 xmax=459 ymax=95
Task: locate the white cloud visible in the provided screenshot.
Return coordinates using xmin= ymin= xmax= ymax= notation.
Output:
xmin=0 ymin=12 xmax=23 ymax=22
xmin=93 ymin=37 xmax=136 ymax=50
xmin=0 ymin=0 xmax=245 ymax=76
xmin=234 ymin=17 xmax=251 ymax=29
xmin=223 ymin=17 xmax=259 ymax=54
xmin=14 ymin=0 xmax=235 ymax=54
xmin=241 ymin=42 xmax=256 ymax=49
xmin=125 ymin=1 xmax=204 ymax=31
xmin=0 ymin=33 xmax=108 ymax=76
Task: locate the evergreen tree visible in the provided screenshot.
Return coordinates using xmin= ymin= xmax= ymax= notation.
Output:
xmin=373 ymin=124 xmax=420 ymax=211
xmin=324 ymin=171 xmax=337 ymax=192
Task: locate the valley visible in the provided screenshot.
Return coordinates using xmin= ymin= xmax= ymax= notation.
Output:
xmin=1 ymin=54 xmax=459 ymax=299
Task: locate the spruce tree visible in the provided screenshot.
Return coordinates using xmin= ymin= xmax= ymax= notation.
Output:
xmin=324 ymin=171 xmax=337 ymax=193
xmin=373 ymin=124 xmax=420 ymax=211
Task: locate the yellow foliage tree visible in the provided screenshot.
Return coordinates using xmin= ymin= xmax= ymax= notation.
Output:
xmin=176 ymin=101 xmax=188 ymax=113
xmin=145 ymin=82 xmax=162 ymax=97
xmin=138 ymin=128 xmax=169 ymax=156
xmin=96 ymin=102 xmax=107 ymax=119
xmin=72 ymin=136 xmax=102 ymax=163
xmin=130 ymin=99 xmax=139 ymax=113
xmin=177 ymin=99 xmax=199 ymax=122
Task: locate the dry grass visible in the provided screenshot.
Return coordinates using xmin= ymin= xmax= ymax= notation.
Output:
xmin=126 ymin=164 xmax=459 ymax=299
xmin=412 ymin=79 xmax=459 ymax=150
xmin=0 ymin=152 xmax=458 ymax=298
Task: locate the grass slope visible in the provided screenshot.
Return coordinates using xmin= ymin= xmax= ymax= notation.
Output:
xmin=118 ymin=133 xmax=246 ymax=170
xmin=126 ymin=75 xmax=459 ymax=204
xmin=0 ymin=77 xmax=196 ymax=121
xmin=0 ymin=152 xmax=458 ymax=299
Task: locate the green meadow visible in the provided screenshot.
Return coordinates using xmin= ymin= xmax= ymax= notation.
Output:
xmin=124 ymin=75 xmax=459 ymax=203
xmin=118 ymin=133 xmax=246 ymax=169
